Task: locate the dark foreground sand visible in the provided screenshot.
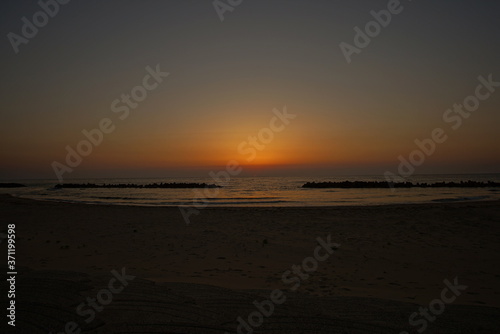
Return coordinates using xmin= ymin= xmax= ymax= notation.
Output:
xmin=1 ymin=194 xmax=500 ymax=333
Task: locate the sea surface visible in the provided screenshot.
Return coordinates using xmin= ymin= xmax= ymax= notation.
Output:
xmin=1 ymin=174 xmax=500 ymax=207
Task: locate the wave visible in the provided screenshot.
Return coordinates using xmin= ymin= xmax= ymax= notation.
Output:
xmin=178 ymin=200 xmax=292 ymax=205
xmin=17 ymin=194 xmax=294 ymax=207
xmin=201 ymin=197 xmax=282 ymax=201
xmin=432 ymin=195 xmax=491 ymax=203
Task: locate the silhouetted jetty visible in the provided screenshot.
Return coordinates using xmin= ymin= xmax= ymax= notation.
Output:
xmin=302 ymin=180 xmax=500 ymax=189
xmin=54 ymin=182 xmax=221 ymax=189
xmin=0 ymin=183 xmax=27 ymax=188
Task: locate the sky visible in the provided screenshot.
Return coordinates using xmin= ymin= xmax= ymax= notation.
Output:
xmin=1 ymin=0 xmax=499 ymax=180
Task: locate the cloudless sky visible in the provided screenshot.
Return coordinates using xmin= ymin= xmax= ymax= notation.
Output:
xmin=1 ymin=0 xmax=499 ymax=179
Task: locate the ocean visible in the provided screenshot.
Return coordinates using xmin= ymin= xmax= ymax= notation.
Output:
xmin=2 ymin=174 xmax=500 ymax=207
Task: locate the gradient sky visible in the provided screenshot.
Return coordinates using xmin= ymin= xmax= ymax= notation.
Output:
xmin=1 ymin=0 xmax=499 ymax=179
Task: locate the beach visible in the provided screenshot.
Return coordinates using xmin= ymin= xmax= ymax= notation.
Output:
xmin=1 ymin=194 xmax=500 ymax=333
xmin=3 ymin=0 xmax=499 ymax=333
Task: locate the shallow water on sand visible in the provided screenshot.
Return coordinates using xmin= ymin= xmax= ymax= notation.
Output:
xmin=2 ymin=174 xmax=500 ymax=207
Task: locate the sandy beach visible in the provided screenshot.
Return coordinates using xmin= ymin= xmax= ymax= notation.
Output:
xmin=2 ymin=194 xmax=500 ymax=333
xmin=3 ymin=0 xmax=500 ymax=332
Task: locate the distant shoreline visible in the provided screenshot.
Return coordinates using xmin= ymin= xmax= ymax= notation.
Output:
xmin=54 ymin=182 xmax=222 ymax=189
xmin=302 ymin=180 xmax=500 ymax=188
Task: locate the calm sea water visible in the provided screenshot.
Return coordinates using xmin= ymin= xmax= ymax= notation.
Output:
xmin=2 ymin=174 xmax=500 ymax=207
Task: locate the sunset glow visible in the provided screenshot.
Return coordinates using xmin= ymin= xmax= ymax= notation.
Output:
xmin=1 ymin=1 xmax=499 ymax=180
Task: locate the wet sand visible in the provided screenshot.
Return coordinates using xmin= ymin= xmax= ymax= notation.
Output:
xmin=1 ymin=194 xmax=499 ymax=333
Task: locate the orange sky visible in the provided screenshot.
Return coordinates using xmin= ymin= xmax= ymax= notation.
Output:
xmin=1 ymin=1 xmax=499 ymax=179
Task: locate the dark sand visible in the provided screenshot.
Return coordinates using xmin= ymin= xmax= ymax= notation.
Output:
xmin=1 ymin=194 xmax=500 ymax=333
